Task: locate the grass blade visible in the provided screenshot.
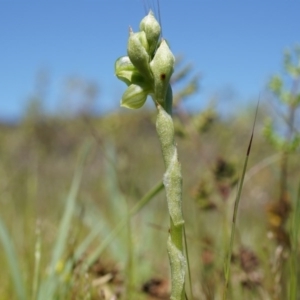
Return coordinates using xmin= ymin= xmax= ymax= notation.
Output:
xmin=223 ymin=102 xmax=259 ymax=300
xmin=0 ymin=217 xmax=27 ymax=300
xmin=288 ymin=180 xmax=300 ymax=299
xmin=85 ymin=180 xmax=164 ymax=269
xmin=37 ymin=140 xmax=91 ymax=299
xmin=32 ymin=221 xmax=42 ymax=300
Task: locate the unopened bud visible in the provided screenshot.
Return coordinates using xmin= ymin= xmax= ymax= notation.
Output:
xmin=127 ymin=29 xmax=153 ymax=81
xmin=150 ymin=39 xmax=175 ymax=106
xmin=115 ymin=56 xmax=138 ymax=85
xmin=140 ymin=10 xmax=161 ymax=56
xmin=121 ymin=84 xmax=150 ymax=109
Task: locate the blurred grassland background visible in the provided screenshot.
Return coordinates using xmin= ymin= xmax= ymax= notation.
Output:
xmin=1 ymin=2 xmax=300 ymax=300
xmin=1 ymin=51 xmax=300 ymax=298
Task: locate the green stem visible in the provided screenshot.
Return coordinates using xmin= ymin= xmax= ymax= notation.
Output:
xmin=223 ymin=155 xmax=249 ymax=300
xmin=156 ymin=103 xmax=186 ymax=300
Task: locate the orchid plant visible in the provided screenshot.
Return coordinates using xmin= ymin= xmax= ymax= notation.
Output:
xmin=115 ymin=11 xmax=186 ymax=300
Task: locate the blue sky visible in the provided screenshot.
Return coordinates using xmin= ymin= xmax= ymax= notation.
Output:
xmin=1 ymin=1 xmax=300 ymax=121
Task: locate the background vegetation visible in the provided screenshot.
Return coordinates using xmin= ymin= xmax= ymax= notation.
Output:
xmin=0 ymin=48 xmax=300 ymax=300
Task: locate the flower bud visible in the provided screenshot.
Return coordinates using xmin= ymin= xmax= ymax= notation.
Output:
xmin=115 ymin=56 xmax=137 ymax=85
xmin=140 ymin=10 xmax=161 ymax=56
xmin=150 ymin=39 xmax=175 ymax=106
xmin=121 ymin=84 xmax=150 ymax=109
xmin=115 ymin=56 xmax=147 ymax=87
xmin=136 ymin=31 xmax=149 ymax=53
xmin=127 ymin=29 xmax=153 ymax=81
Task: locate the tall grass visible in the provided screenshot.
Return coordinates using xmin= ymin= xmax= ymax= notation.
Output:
xmin=0 ymin=218 xmax=27 ymax=300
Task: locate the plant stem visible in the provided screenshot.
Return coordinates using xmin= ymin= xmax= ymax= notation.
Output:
xmin=156 ymin=102 xmax=186 ymax=300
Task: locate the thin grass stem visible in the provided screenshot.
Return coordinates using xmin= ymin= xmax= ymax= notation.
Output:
xmin=223 ymin=102 xmax=259 ymax=300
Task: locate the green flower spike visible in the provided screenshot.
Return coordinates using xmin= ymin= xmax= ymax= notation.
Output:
xmin=115 ymin=11 xmax=174 ymax=111
xmin=115 ymin=11 xmax=186 ymax=300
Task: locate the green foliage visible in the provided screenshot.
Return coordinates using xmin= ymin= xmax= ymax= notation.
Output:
xmin=0 ymin=102 xmax=299 ymax=299
xmin=0 ymin=218 xmax=27 ymax=300
xmin=264 ymin=46 xmax=300 ymax=153
xmin=263 ymin=45 xmax=300 ymax=299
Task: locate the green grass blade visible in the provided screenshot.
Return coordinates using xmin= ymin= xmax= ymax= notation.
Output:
xmin=50 ymin=141 xmax=91 ymax=270
xmin=223 ymin=155 xmax=249 ymax=300
xmin=288 ymin=180 xmax=300 ymax=300
xmin=223 ymin=102 xmax=258 ymax=300
xmin=37 ymin=140 xmax=91 ymax=299
xmin=85 ymin=180 xmax=164 ymax=269
xmin=0 ymin=217 xmax=27 ymax=300
xmin=32 ymin=221 xmax=42 ymax=300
